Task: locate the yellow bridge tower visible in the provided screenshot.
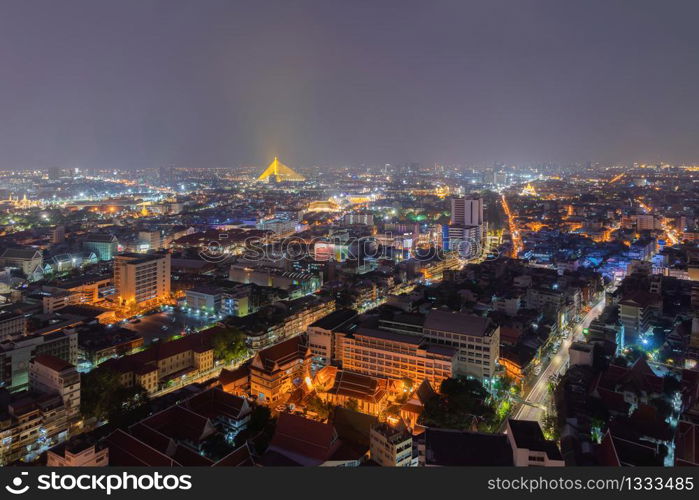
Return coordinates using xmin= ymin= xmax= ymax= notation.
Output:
xmin=257 ymin=157 xmax=305 ymax=182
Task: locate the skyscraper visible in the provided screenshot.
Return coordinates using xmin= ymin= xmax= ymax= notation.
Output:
xmin=450 ymin=196 xmax=483 ymax=227
xmin=449 ymin=196 xmax=485 ymax=258
xmin=48 ymin=167 xmax=62 ymax=180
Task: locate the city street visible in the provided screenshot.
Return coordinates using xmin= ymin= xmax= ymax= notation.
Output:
xmin=512 ymin=297 xmax=606 ymax=422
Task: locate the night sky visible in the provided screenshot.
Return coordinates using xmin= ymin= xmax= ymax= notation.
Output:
xmin=0 ymin=0 xmax=697 ymax=169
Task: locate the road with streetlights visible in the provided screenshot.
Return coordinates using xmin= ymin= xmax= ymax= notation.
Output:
xmin=512 ymin=297 xmax=606 ymax=422
xmin=501 ymin=194 xmax=523 ymax=256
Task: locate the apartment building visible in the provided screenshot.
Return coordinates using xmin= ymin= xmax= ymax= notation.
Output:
xmin=619 ymin=291 xmax=661 ymax=339
xmin=422 ymin=310 xmax=500 ymax=379
xmin=335 ymin=327 xmax=456 ymax=389
xmin=342 ymin=213 xmax=374 ymax=226
xmin=635 ymin=214 xmax=660 ymax=231
xmin=50 ymin=225 xmax=66 ymax=245
xmin=450 ymin=196 xmax=483 ymax=227
xmin=0 ymin=311 xmax=27 ymax=341
xmin=100 ymin=330 xmax=215 ymax=394
xmin=525 ymin=286 xmax=565 ymax=312
xmin=0 ymin=356 xmax=80 ymax=465
xmin=370 ymin=423 xmax=415 ymax=467
xmin=222 ymin=287 xmax=251 ymax=317
xmin=0 ymin=390 xmax=70 ymax=465
xmin=494 ymin=294 xmax=522 ymax=317
xmin=114 ymin=252 xmax=171 ymax=307
xmin=0 ymin=330 xmax=78 ymax=392
xmin=47 ymin=439 xmax=108 ymax=466
xmin=449 ymin=196 xmax=485 ymax=254
xmin=246 ymin=296 xmax=335 ymax=350
xmin=184 ymin=284 xmax=252 ymax=317
xmin=29 ymin=355 xmax=81 ymax=423
xmin=307 ymin=309 xmax=358 ymax=364
xmin=418 ymin=419 xmax=562 ymax=466
xmin=41 ymin=290 xmax=82 ymax=314
xmin=447 ymin=224 xmax=482 ymax=258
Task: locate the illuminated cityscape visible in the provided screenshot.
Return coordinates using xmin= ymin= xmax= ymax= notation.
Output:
xmin=0 ymin=0 xmax=697 ymax=475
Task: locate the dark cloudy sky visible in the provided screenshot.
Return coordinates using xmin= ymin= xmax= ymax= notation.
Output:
xmin=0 ymin=0 xmax=697 ymax=169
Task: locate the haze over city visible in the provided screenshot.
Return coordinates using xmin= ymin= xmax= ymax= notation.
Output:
xmin=1 ymin=0 xmax=698 ymax=169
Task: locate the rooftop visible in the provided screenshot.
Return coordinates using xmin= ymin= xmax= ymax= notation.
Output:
xmin=423 ymin=309 xmax=495 ymax=337
xmin=31 ymin=354 xmax=74 ymax=373
xmin=507 ymin=419 xmax=563 ymax=460
xmin=423 ymin=428 xmax=513 ymax=466
xmin=309 ymin=308 xmax=358 ymax=330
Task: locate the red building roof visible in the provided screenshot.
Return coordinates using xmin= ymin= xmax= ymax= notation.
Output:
xmin=268 ymin=413 xmax=340 ymax=465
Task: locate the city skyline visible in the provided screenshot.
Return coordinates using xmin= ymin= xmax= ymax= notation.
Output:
xmin=0 ymin=0 xmax=698 ymax=476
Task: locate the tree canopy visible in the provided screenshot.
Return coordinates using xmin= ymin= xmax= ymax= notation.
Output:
xmin=81 ymin=368 xmax=150 ymax=428
xmin=419 ymin=377 xmax=495 ymax=430
xmin=211 ymin=327 xmax=248 ymax=363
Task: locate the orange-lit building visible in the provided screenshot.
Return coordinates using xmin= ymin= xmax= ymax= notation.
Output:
xmin=498 ymin=350 xmax=526 ymax=386
xmin=316 ymin=368 xmax=389 ymax=416
xmin=335 ymin=327 xmax=456 ymax=389
xmin=249 ymin=336 xmax=312 ymax=404
xmin=114 ymin=252 xmax=171 ymax=308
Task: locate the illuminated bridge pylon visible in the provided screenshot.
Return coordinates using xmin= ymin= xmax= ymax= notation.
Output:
xmin=257 ymin=157 xmax=305 ymax=182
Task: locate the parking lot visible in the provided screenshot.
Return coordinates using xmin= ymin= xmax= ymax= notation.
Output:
xmin=121 ymin=307 xmax=221 ymax=345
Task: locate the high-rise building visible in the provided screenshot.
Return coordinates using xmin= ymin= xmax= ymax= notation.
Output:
xmin=450 ymin=196 xmax=483 ymax=227
xmin=422 ymin=310 xmax=500 ymax=379
xmin=494 ymin=171 xmax=508 ymax=186
xmin=114 ymin=252 xmax=171 ymax=307
xmin=51 ymin=225 xmax=66 ymax=245
xmin=447 ymin=225 xmax=482 ymax=259
xmin=449 ymin=197 xmax=485 ymax=258
xmin=48 ymin=167 xmax=62 ymax=180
